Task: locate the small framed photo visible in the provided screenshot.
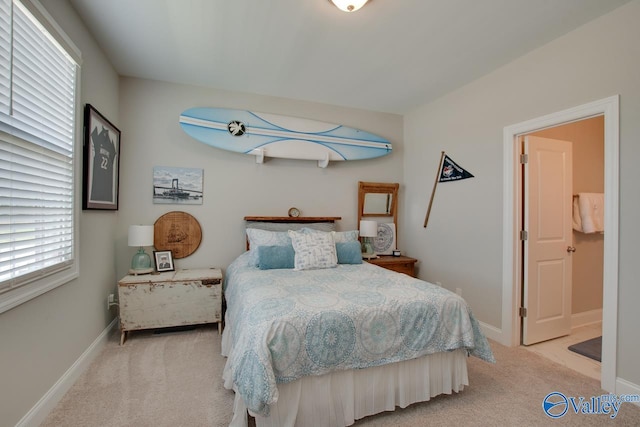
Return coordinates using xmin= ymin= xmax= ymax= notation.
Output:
xmin=154 ymin=250 xmax=174 ymax=272
xmin=82 ymin=104 xmax=121 ymax=210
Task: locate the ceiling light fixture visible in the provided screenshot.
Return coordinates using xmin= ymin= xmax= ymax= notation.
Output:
xmin=330 ymin=0 xmax=369 ymax=13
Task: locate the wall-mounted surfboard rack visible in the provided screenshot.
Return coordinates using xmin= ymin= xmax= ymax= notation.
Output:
xmin=250 ymin=148 xmax=331 ymax=168
xmin=179 ymin=107 xmax=392 ymax=168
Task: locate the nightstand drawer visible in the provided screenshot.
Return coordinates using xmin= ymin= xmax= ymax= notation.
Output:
xmin=366 ymin=255 xmax=417 ymax=277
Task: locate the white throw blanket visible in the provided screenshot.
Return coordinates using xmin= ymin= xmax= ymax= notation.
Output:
xmin=574 ymin=193 xmax=604 ymax=233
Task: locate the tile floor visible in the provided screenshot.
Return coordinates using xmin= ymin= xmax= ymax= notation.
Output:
xmin=522 ymin=323 xmax=601 ymax=381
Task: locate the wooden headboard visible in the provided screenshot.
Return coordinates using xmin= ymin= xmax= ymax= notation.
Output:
xmin=244 ymin=216 xmax=341 ymax=223
xmin=243 ymin=216 xmax=342 ymax=250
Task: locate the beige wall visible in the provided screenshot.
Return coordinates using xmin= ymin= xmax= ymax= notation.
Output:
xmin=533 ymin=117 xmax=604 ymax=315
xmin=5 ymin=0 xmax=640 ymax=424
xmin=402 ymin=0 xmax=640 ymax=386
xmin=115 ymin=78 xmax=404 ymax=280
xmin=1 ymin=4 xmax=404 ymax=424
xmin=0 ymin=1 xmax=121 ymax=426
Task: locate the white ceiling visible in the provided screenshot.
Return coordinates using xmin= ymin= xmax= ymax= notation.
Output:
xmin=68 ymin=0 xmax=631 ymax=114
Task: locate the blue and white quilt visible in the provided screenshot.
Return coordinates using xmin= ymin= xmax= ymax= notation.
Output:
xmin=222 ymin=252 xmax=495 ymax=416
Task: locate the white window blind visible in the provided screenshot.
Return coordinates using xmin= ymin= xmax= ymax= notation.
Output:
xmin=0 ymin=0 xmax=10 ymax=114
xmin=0 ymin=0 xmax=79 ymax=302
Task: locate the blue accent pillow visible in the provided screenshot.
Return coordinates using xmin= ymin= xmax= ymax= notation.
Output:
xmin=246 ymin=229 xmax=292 ymax=266
xmin=257 ymin=245 xmax=295 ymax=270
xmin=336 ymin=241 xmax=363 ymax=264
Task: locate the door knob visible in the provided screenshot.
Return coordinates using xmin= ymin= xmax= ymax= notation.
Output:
xmin=567 ymin=246 xmax=576 ymax=253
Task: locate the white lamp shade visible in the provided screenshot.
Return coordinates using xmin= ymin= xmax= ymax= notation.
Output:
xmin=128 ymin=225 xmax=154 ymax=247
xmin=331 ymin=0 xmax=369 ymax=12
xmin=359 ymin=220 xmax=378 ymax=238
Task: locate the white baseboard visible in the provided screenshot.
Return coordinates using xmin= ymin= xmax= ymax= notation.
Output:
xmin=480 ymin=311 xmax=603 ymax=347
xmin=571 ymin=308 xmax=603 ymax=330
xmin=16 ymin=318 xmax=118 ymax=427
xmin=616 ymin=377 xmax=640 ymax=408
xmin=467 ymin=310 xmax=604 ymax=346
xmin=479 ymin=316 xmax=639 ymax=410
xmin=478 ymin=320 xmax=503 ymax=344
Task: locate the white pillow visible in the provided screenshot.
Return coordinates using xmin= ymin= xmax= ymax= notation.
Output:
xmin=246 ymin=228 xmax=291 ymax=266
xmin=332 ymin=230 xmax=359 ymax=243
xmin=288 ymin=229 xmax=337 ymax=270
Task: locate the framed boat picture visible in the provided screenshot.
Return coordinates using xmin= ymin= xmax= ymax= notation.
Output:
xmin=153 ymin=166 xmax=203 ymax=205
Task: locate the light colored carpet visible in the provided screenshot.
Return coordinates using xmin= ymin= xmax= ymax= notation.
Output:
xmin=41 ymin=325 xmax=640 ymax=426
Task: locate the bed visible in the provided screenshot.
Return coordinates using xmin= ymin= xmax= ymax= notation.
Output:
xmin=222 ymin=218 xmax=494 ymax=427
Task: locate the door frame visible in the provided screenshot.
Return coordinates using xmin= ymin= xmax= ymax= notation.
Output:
xmin=501 ymin=95 xmax=619 ymax=392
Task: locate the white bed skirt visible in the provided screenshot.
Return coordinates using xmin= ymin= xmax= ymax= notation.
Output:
xmin=227 ymin=347 xmax=469 ymax=427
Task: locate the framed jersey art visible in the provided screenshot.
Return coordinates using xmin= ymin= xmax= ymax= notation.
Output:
xmin=83 ymin=104 xmax=120 ymax=210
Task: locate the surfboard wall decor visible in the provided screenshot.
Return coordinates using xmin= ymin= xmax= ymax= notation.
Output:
xmin=179 ymin=107 xmax=392 ymax=168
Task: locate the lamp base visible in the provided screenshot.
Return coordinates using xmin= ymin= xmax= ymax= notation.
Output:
xmin=130 ymin=247 xmax=152 ymax=275
xmin=361 ymin=238 xmax=377 ymax=260
xmin=128 ymin=268 xmax=154 ymax=275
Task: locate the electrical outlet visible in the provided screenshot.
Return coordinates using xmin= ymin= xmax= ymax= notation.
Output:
xmin=455 ymin=288 xmax=462 ymax=296
xmin=107 ymin=293 xmax=115 ymax=310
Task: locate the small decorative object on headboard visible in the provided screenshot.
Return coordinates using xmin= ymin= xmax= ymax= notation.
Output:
xmin=287 ymin=207 xmax=301 ymax=218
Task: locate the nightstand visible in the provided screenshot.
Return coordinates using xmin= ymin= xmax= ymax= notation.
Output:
xmin=117 ymin=268 xmax=223 ymax=345
xmin=366 ymin=255 xmax=418 ymax=277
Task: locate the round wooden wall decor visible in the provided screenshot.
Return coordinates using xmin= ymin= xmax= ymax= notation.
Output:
xmin=154 ymin=211 xmax=202 ymax=259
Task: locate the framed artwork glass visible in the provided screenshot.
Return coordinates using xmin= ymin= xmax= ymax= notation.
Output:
xmin=374 ymin=223 xmax=396 ymax=255
xmin=152 ymin=166 xmax=203 ymax=204
xmin=83 ymin=104 xmax=121 ymax=210
xmin=154 ymin=250 xmax=175 ymax=272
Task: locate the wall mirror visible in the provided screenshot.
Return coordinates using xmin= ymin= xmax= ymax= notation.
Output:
xmin=358 ymin=181 xmax=399 ymax=218
xmin=358 ymin=181 xmax=400 ymax=255
xmin=363 ymin=193 xmax=393 ymax=215
xmin=358 ymin=182 xmax=399 ymax=250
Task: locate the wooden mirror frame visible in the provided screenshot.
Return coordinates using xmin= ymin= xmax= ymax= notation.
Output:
xmin=358 ymin=181 xmax=399 ymax=245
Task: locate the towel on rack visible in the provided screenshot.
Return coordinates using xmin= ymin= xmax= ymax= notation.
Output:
xmin=572 ymin=196 xmax=583 ymax=232
xmin=577 ymin=193 xmax=604 ymax=233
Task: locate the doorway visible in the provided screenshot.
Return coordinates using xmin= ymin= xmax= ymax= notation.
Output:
xmin=501 ymin=95 xmax=619 ymax=393
xmin=519 ymin=119 xmax=604 ymax=380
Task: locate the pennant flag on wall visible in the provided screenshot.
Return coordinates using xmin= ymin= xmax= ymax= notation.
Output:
xmin=439 ymin=154 xmax=474 ymax=182
xmin=424 ymin=152 xmax=474 ymax=228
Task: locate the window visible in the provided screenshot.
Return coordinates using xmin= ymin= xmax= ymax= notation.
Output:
xmin=0 ymin=0 xmax=80 ymax=313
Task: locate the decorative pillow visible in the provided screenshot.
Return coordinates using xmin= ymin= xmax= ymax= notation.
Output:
xmin=246 ymin=229 xmax=291 ymax=266
xmin=288 ymin=229 xmax=337 ymax=270
xmin=257 ymin=245 xmax=295 ymax=270
xmin=336 ymin=241 xmax=363 ymax=264
xmin=332 ymin=230 xmax=359 ymax=243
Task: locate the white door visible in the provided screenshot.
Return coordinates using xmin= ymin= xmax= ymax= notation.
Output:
xmin=522 ymin=136 xmax=573 ymax=345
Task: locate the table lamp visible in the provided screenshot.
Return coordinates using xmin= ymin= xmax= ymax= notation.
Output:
xmin=128 ymin=225 xmax=154 ymax=274
xmin=359 ymin=220 xmax=378 ymax=259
